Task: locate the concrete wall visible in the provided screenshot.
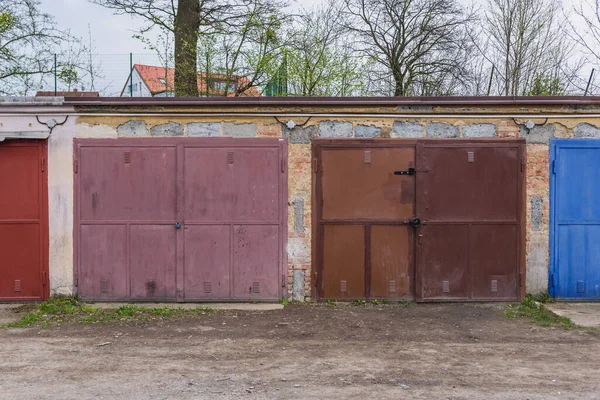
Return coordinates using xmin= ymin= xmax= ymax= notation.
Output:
xmin=5 ymin=99 xmax=600 ymax=300
xmin=48 ymin=121 xmax=118 ymax=295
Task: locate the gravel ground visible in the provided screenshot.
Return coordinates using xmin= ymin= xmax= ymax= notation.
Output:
xmin=1 ymin=302 xmax=599 ymax=400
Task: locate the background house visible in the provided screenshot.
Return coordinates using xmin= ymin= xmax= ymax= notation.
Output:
xmin=120 ymin=64 xmax=260 ymax=97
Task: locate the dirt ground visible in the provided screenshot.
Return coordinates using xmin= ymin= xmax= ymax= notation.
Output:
xmin=1 ymin=303 xmax=599 ymax=400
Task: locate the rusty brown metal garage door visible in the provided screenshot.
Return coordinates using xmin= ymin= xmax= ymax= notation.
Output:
xmin=74 ymin=138 xmax=287 ymax=302
xmin=313 ymin=138 xmax=525 ymax=302
xmin=313 ymin=140 xmax=418 ymax=301
xmin=416 ymin=139 xmax=525 ymax=301
xmin=0 ymin=140 xmax=49 ymax=301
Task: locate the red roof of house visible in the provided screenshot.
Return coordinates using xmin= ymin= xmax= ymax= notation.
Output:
xmin=36 ymin=89 xmax=99 ymax=97
xmin=133 ymin=64 xmax=259 ymax=97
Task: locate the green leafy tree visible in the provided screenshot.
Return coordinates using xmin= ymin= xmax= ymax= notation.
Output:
xmin=527 ymin=73 xmax=565 ymax=96
xmin=134 ymin=27 xmax=175 ymax=95
xmin=58 ymin=67 xmax=78 ymax=91
xmin=93 ymin=0 xmax=284 ymax=97
xmin=93 ymin=0 xmax=222 ymax=96
xmin=195 ymin=0 xmax=288 ymax=96
xmin=282 ymin=1 xmax=369 ymax=96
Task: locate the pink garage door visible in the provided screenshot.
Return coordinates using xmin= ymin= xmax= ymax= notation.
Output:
xmin=74 ymin=138 xmax=287 ymax=302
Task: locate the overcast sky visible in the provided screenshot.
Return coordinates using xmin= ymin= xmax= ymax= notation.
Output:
xmin=37 ymin=0 xmax=591 ymax=95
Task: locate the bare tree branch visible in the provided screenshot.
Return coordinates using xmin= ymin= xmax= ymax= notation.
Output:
xmin=343 ymin=0 xmax=476 ymax=96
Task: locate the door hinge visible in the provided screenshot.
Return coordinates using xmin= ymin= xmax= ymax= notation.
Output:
xmin=520 ymin=157 xmax=524 ymax=173
xmin=519 ymin=273 xmax=523 ymax=287
xmin=552 ymin=160 xmax=556 ymax=174
xmin=551 ymin=273 xmax=556 ymax=287
xmin=74 ymin=159 xmax=79 ymax=173
xmin=42 ymin=271 xmax=47 ymax=286
xmin=313 ymin=158 xmax=319 ymax=173
xmin=281 ymin=159 xmax=286 ymax=173
xmin=41 ymin=158 xmax=46 ymax=172
xmin=282 ymin=274 xmax=286 ymax=288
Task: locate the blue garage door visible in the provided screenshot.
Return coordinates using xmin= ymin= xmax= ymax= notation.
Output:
xmin=551 ymin=139 xmax=600 ymax=300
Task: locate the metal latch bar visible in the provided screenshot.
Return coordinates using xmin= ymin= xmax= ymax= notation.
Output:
xmin=394 ymin=167 xmax=415 ymax=176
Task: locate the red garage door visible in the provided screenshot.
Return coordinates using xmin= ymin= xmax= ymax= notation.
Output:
xmin=75 ymin=138 xmax=287 ymax=302
xmin=0 ymin=140 xmax=48 ymax=301
xmin=415 ymin=140 xmax=526 ymax=301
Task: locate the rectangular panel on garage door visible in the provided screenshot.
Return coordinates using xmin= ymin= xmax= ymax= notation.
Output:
xmin=75 ymin=138 xmax=287 ymax=302
xmin=315 ymin=141 xmax=417 ymax=301
xmin=551 ymin=140 xmax=600 ymax=300
xmin=415 ymin=140 xmax=525 ymax=301
xmin=0 ymin=141 xmax=48 ymax=301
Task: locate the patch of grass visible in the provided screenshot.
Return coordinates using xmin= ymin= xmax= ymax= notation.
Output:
xmin=2 ymin=296 xmax=216 ymax=328
xmin=371 ymin=299 xmax=380 ymax=305
xmin=80 ymin=305 xmax=99 ymax=314
xmin=114 ymin=305 xmax=143 ymax=317
xmin=326 ymin=299 xmax=336 ymax=307
xmin=150 ymin=307 xmax=179 ymax=317
xmin=397 ymin=301 xmax=413 ymax=307
xmin=505 ymin=294 xmax=573 ymax=329
xmin=6 ymin=312 xmax=44 ymax=328
xmin=352 ymin=299 xmax=367 ymax=306
xmin=279 ymin=299 xmax=289 ymax=306
xmin=38 ymin=296 xmax=79 ymax=315
xmin=528 ymin=292 xmax=554 ymax=304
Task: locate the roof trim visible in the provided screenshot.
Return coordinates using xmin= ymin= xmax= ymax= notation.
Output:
xmin=65 ymin=96 xmax=600 ymax=107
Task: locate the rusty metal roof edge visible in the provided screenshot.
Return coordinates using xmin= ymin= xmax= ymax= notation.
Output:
xmin=64 ymin=95 xmax=600 ymax=107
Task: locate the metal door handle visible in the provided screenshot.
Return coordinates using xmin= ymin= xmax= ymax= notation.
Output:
xmin=175 ymin=222 xmax=181 ymax=229
xmin=410 ymin=218 xmax=421 ymax=227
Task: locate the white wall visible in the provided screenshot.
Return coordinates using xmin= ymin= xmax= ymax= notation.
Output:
xmin=122 ymin=69 xmax=153 ymax=97
xmin=47 ymin=118 xmax=118 ymax=295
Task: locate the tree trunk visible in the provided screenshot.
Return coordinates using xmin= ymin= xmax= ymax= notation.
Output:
xmin=393 ymin=70 xmax=405 ymax=96
xmin=174 ymin=0 xmax=200 ymax=97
